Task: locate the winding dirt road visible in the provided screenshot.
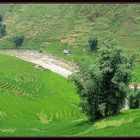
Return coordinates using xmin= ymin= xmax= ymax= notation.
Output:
xmin=0 ymin=50 xmax=77 ymax=78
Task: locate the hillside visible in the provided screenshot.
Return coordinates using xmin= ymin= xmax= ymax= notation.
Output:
xmin=0 ymin=54 xmax=140 ymax=136
xmin=0 ymin=54 xmax=84 ymax=136
xmin=0 ymin=4 xmax=140 ymax=82
xmin=0 ymin=4 xmax=140 ymax=64
xmin=0 ymin=4 xmax=140 ymax=137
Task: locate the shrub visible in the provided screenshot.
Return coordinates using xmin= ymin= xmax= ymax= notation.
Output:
xmin=71 ymin=39 xmax=134 ymax=122
xmin=128 ymin=90 xmax=140 ymax=109
xmin=103 ymin=38 xmax=117 ymax=47
xmin=0 ymin=15 xmax=3 ymax=22
xmin=89 ymin=37 xmax=98 ymax=51
xmin=13 ymin=35 xmax=25 ymax=49
xmin=0 ymin=24 xmax=6 ymax=37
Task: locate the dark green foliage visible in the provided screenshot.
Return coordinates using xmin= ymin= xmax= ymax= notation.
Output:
xmin=13 ymin=35 xmax=25 ymax=49
xmin=0 ymin=14 xmax=3 ymax=22
xmin=129 ymin=90 xmax=140 ymax=109
xmin=0 ymin=24 xmax=6 ymax=37
xmin=0 ymin=15 xmax=6 ymax=38
xmin=99 ymin=39 xmax=134 ymax=116
xmin=89 ymin=37 xmax=98 ymax=51
xmin=71 ymin=39 xmax=134 ymax=122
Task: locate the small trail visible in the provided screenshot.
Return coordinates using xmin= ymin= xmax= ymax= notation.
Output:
xmin=0 ymin=50 xmax=77 ymax=78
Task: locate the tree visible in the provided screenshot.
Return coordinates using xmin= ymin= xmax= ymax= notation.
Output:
xmin=89 ymin=37 xmax=98 ymax=51
xmin=0 ymin=24 xmax=6 ymax=37
xmin=0 ymin=15 xmax=3 ymax=22
xmin=71 ymin=39 xmax=134 ymax=122
xmin=13 ymin=35 xmax=25 ymax=49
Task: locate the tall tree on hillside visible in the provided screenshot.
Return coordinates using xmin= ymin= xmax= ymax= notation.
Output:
xmin=71 ymin=39 xmax=134 ymax=122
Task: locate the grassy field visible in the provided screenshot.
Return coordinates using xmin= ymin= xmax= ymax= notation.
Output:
xmin=0 ymin=54 xmax=139 ymax=136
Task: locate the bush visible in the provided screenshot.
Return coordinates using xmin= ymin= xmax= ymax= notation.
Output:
xmin=89 ymin=37 xmax=98 ymax=51
xmin=0 ymin=15 xmax=3 ymax=22
xmin=13 ymin=35 xmax=25 ymax=49
xmin=103 ymin=38 xmax=117 ymax=47
xmin=128 ymin=90 xmax=140 ymax=109
xmin=0 ymin=24 xmax=6 ymax=37
xmin=71 ymin=39 xmax=134 ymax=122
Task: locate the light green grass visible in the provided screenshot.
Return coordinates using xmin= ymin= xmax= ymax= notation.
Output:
xmin=0 ymin=54 xmax=85 ymax=136
xmin=0 ymin=54 xmax=140 ymax=136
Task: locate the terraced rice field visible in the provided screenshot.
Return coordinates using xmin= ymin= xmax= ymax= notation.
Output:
xmin=1 ymin=53 xmax=140 ymax=137
xmin=0 ymin=54 xmax=85 ymax=136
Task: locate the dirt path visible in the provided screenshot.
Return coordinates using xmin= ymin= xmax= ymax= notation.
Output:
xmin=1 ymin=49 xmax=139 ymax=85
xmin=0 ymin=50 xmax=77 ymax=78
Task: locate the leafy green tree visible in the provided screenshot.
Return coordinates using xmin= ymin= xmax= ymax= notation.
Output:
xmin=89 ymin=37 xmax=98 ymax=51
xmin=71 ymin=39 xmax=134 ymax=122
xmin=0 ymin=24 xmax=6 ymax=37
xmin=13 ymin=34 xmax=25 ymax=49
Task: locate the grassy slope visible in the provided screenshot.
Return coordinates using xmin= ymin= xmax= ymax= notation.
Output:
xmin=5 ymin=109 xmax=140 ymax=136
xmin=0 ymin=4 xmax=140 ymax=82
xmin=0 ymin=54 xmax=85 ymax=136
xmin=0 ymin=54 xmax=140 ymax=137
xmin=0 ymin=4 xmax=140 ymax=63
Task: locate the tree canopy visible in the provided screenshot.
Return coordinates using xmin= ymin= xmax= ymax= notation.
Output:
xmin=13 ymin=34 xmax=25 ymax=49
xmin=71 ymin=39 xmax=134 ymax=122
